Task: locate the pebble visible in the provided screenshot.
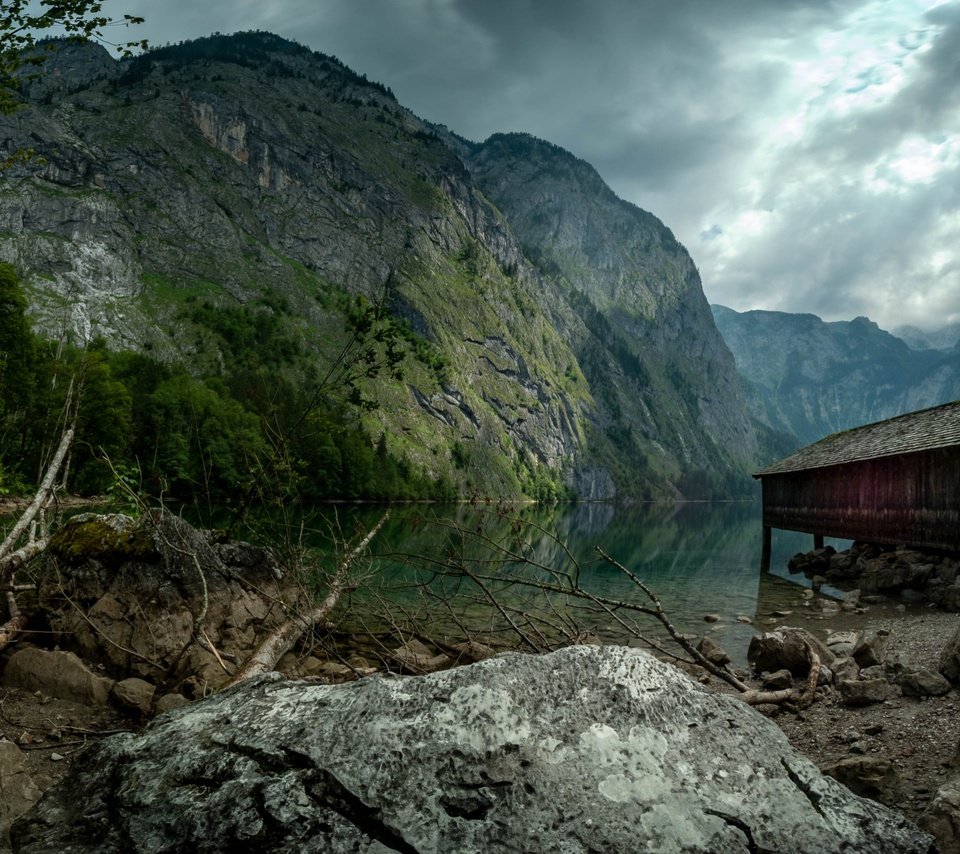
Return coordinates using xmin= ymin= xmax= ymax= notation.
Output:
xmin=703 ymin=614 xmax=720 ymax=623
xmin=49 ymin=752 xmax=65 ymax=762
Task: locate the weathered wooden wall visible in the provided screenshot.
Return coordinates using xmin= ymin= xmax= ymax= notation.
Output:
xmin=760 ymin=447 xmax=960 ymax=551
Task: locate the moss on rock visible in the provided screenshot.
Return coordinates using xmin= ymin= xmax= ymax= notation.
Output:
xmin=48 ymin=514 xmax=158 ymax=564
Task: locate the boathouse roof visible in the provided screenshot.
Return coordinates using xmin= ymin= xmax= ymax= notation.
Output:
xmin=754 ymin=399 xmax=960 ymax=477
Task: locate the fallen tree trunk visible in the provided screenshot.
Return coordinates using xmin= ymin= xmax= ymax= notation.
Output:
xmin=0 ymin=537 xmax=49 ymax=578
xmin=0 ymin=426 xmax=73 ymax=569
xmin=228 ymin=511 xmax=389 ymax=686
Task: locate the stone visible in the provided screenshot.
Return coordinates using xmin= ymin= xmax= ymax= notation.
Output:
xmin=853 ymin=629 xmax=890 ymax=668
xmin=921 ymin=775 xmax=960 ymax=854
xmin=817 ymin=598 xmax=840 ymax=617
xmin=822 ymin=756 xmax=900 ymax=804
xmin=898 ymin=669 xmax=952 ymax=698
xmin=826 ymin=631 xmax=859 ymax=658
xmin=761 ymin=669 xmax=793 ymax=690
xmin=0 ymin=740 xmax=42 ymax=848
xmin=839 ymin=677 xmax=894 ymax=706
xmin=446 ymin=641 xmax=495 ymax=664
xmin=840 ymin=590 xmax=861 ymax=612
xmin=703 ymin=613 xmax=720 ymax=623
xmin=37 ymin=511 xmax=288 ymax=694
xmin=110 ymin=677 xmax=156 ymax=716
xmin=696 ymin=635 xmax=731 ymax=666
xmin=10 ymin=647 xmax=931 ymax=853
xmin=390 ymin=640 xmax=451 ymax=674
xmin=832 ymin=656 xmax=861 ymax=682
xmin=316 ymin=661 xmax=355 ymax=678
xmin=3 ymin=648 xmax=114 ymax=706
xmin=788 ymin=547 xmax=836 ymax=577
xmin=747 ymin=627 xmax=836 ymax=677
xmin=940 ymin=623 xmax=960 ymax=685
xmin=155 ymin=693 xmax=191 ymax=715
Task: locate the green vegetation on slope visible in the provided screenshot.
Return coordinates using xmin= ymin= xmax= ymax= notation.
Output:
xmin=0 ymin=264 xmax=451 ymax=507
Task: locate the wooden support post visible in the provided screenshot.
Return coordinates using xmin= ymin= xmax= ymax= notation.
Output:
xmin=761 ymin=525 xmax=772 ymax=572
xmin=813 ymin=534 xmax=824 ymax=550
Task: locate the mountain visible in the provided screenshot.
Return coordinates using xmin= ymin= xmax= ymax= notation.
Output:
xmin=0 ymin=32 xmax=765 ymax=500
xmin=712 ymin=305 xmax=960 ymax=446
xmin=891 ymin=323 xmax=960 ymax=352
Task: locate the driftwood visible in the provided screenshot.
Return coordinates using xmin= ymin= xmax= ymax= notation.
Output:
xmin=0 ymin=425 xmax=74 ymax=652
xmin=0 ymin=426 xmax=73 ymax=576
xmin=228 ymin=511 xmax=390 ymax=686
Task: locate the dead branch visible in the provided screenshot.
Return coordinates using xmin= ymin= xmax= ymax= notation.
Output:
xmin=799 ymin=641 xmax=821 ymax=709
xmin=0 ymin=537 xmax=50 ymax=577
xmin=595 ymin=547 xmax=752 ymax=693
xmin=227 ymin=510 xmax=390 ymax=686
xmin=0 ymin=609 xmax=28 ymax=651
xmin=0 ymin=426 xmax=73 ymax=573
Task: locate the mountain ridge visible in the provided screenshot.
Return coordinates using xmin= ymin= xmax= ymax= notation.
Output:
xmin=712 ymin=304 xmax=960 ymax=448
xmin=0 ymin=32 xmax=769 ymax=500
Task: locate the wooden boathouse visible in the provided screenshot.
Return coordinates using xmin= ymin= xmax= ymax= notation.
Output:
xmin=754 ymin=399 xmax=960 ymax=568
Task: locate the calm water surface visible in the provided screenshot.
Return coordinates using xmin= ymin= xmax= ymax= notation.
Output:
xmin=314 ymin=501 xmax=853 ymax=665
xmin=2 ymin=500 xmax=863 ymax=666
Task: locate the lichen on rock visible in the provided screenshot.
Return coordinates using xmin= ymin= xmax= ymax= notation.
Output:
xmin=10 ymin=646 xmax=933 ymax=853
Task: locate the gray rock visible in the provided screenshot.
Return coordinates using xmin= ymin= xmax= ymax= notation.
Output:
xmin=898 ymin=669 xmax=952 ymax=698
xmin=696 ymin=635 xmax=731 ymax=666
xmin=390 ymin=640 xmax=451 ymax=674
xmin=0 ymin=740 xmax=42 ymax=848
xmin=11 ymin=647 xmax=931 ymax=853
xmin=154 ymin=693 xmax=190 ymax=716
xmin=839 ymin=677 xmax=894 ymax=706
xmin=832 ymin=656 xmax=861 ymax=682
xmin=823 ymin=756 xmax=900 ymax=804
xmin=2 ymin=648 xmax=114 ymax=706
xmin=447 ymin=641 xmax=495 ymax=664
xmin=853 ymin=628 xmax=890 ymax=668
xmin=110 ymin=677 xmax=156 ymax=716
xmin=940 ymin=623 xmax=960 ymax=685
xmin=826 ymin=630 xmax=859 ymax=658
xmin=747 ymin=626 xmax=836 ymax=677
xmin=921 ymin=775 xmax=960 ymax=854
xmin=761 ymin=668 xmax=793 ymax=690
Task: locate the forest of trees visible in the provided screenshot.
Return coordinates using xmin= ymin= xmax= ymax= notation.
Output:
xmin=0 ymin=264 xmax=449 ymax=513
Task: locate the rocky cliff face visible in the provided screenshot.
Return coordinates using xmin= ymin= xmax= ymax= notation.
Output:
xmin=713 ymin=305 xmax=960 ymax=446
xmin=0 ymin=33 xmax=760 ymax=498
xmin=464 ymin=134 xmax=763 ymax=492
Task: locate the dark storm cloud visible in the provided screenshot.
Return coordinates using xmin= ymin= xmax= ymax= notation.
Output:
xmin=115 ymin=0 xmax=960 ymax=330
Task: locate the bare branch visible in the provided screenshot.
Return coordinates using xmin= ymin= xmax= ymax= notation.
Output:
xmin=0 ymin=426 xmax=73 ymax=571
xmin=228 ymin=511 xmax=390 ymax=685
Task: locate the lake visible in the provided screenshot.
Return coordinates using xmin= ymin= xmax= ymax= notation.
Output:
xmin=291 ymin=500 xmax=856 ymax=667
xmin=3 ymin=499 xmax=884 ymax=667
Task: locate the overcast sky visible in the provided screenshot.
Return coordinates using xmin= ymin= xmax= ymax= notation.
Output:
xmin=107 ymin=0 xmax=960 ymax=332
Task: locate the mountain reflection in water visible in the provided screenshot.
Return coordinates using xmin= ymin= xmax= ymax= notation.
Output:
xmin=319 ymin=501 xmax=844 ymax=667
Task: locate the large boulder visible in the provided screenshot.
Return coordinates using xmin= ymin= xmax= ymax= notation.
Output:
xmin=12 ymin=646 xmax=931 ymax=853
xmin=37 ymin=512 xmax=289 ymax=697
xmin=2 ymin=648 xmax=114 ymax=706
xmin=747 ymin=626 xmax=836 ymax=677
